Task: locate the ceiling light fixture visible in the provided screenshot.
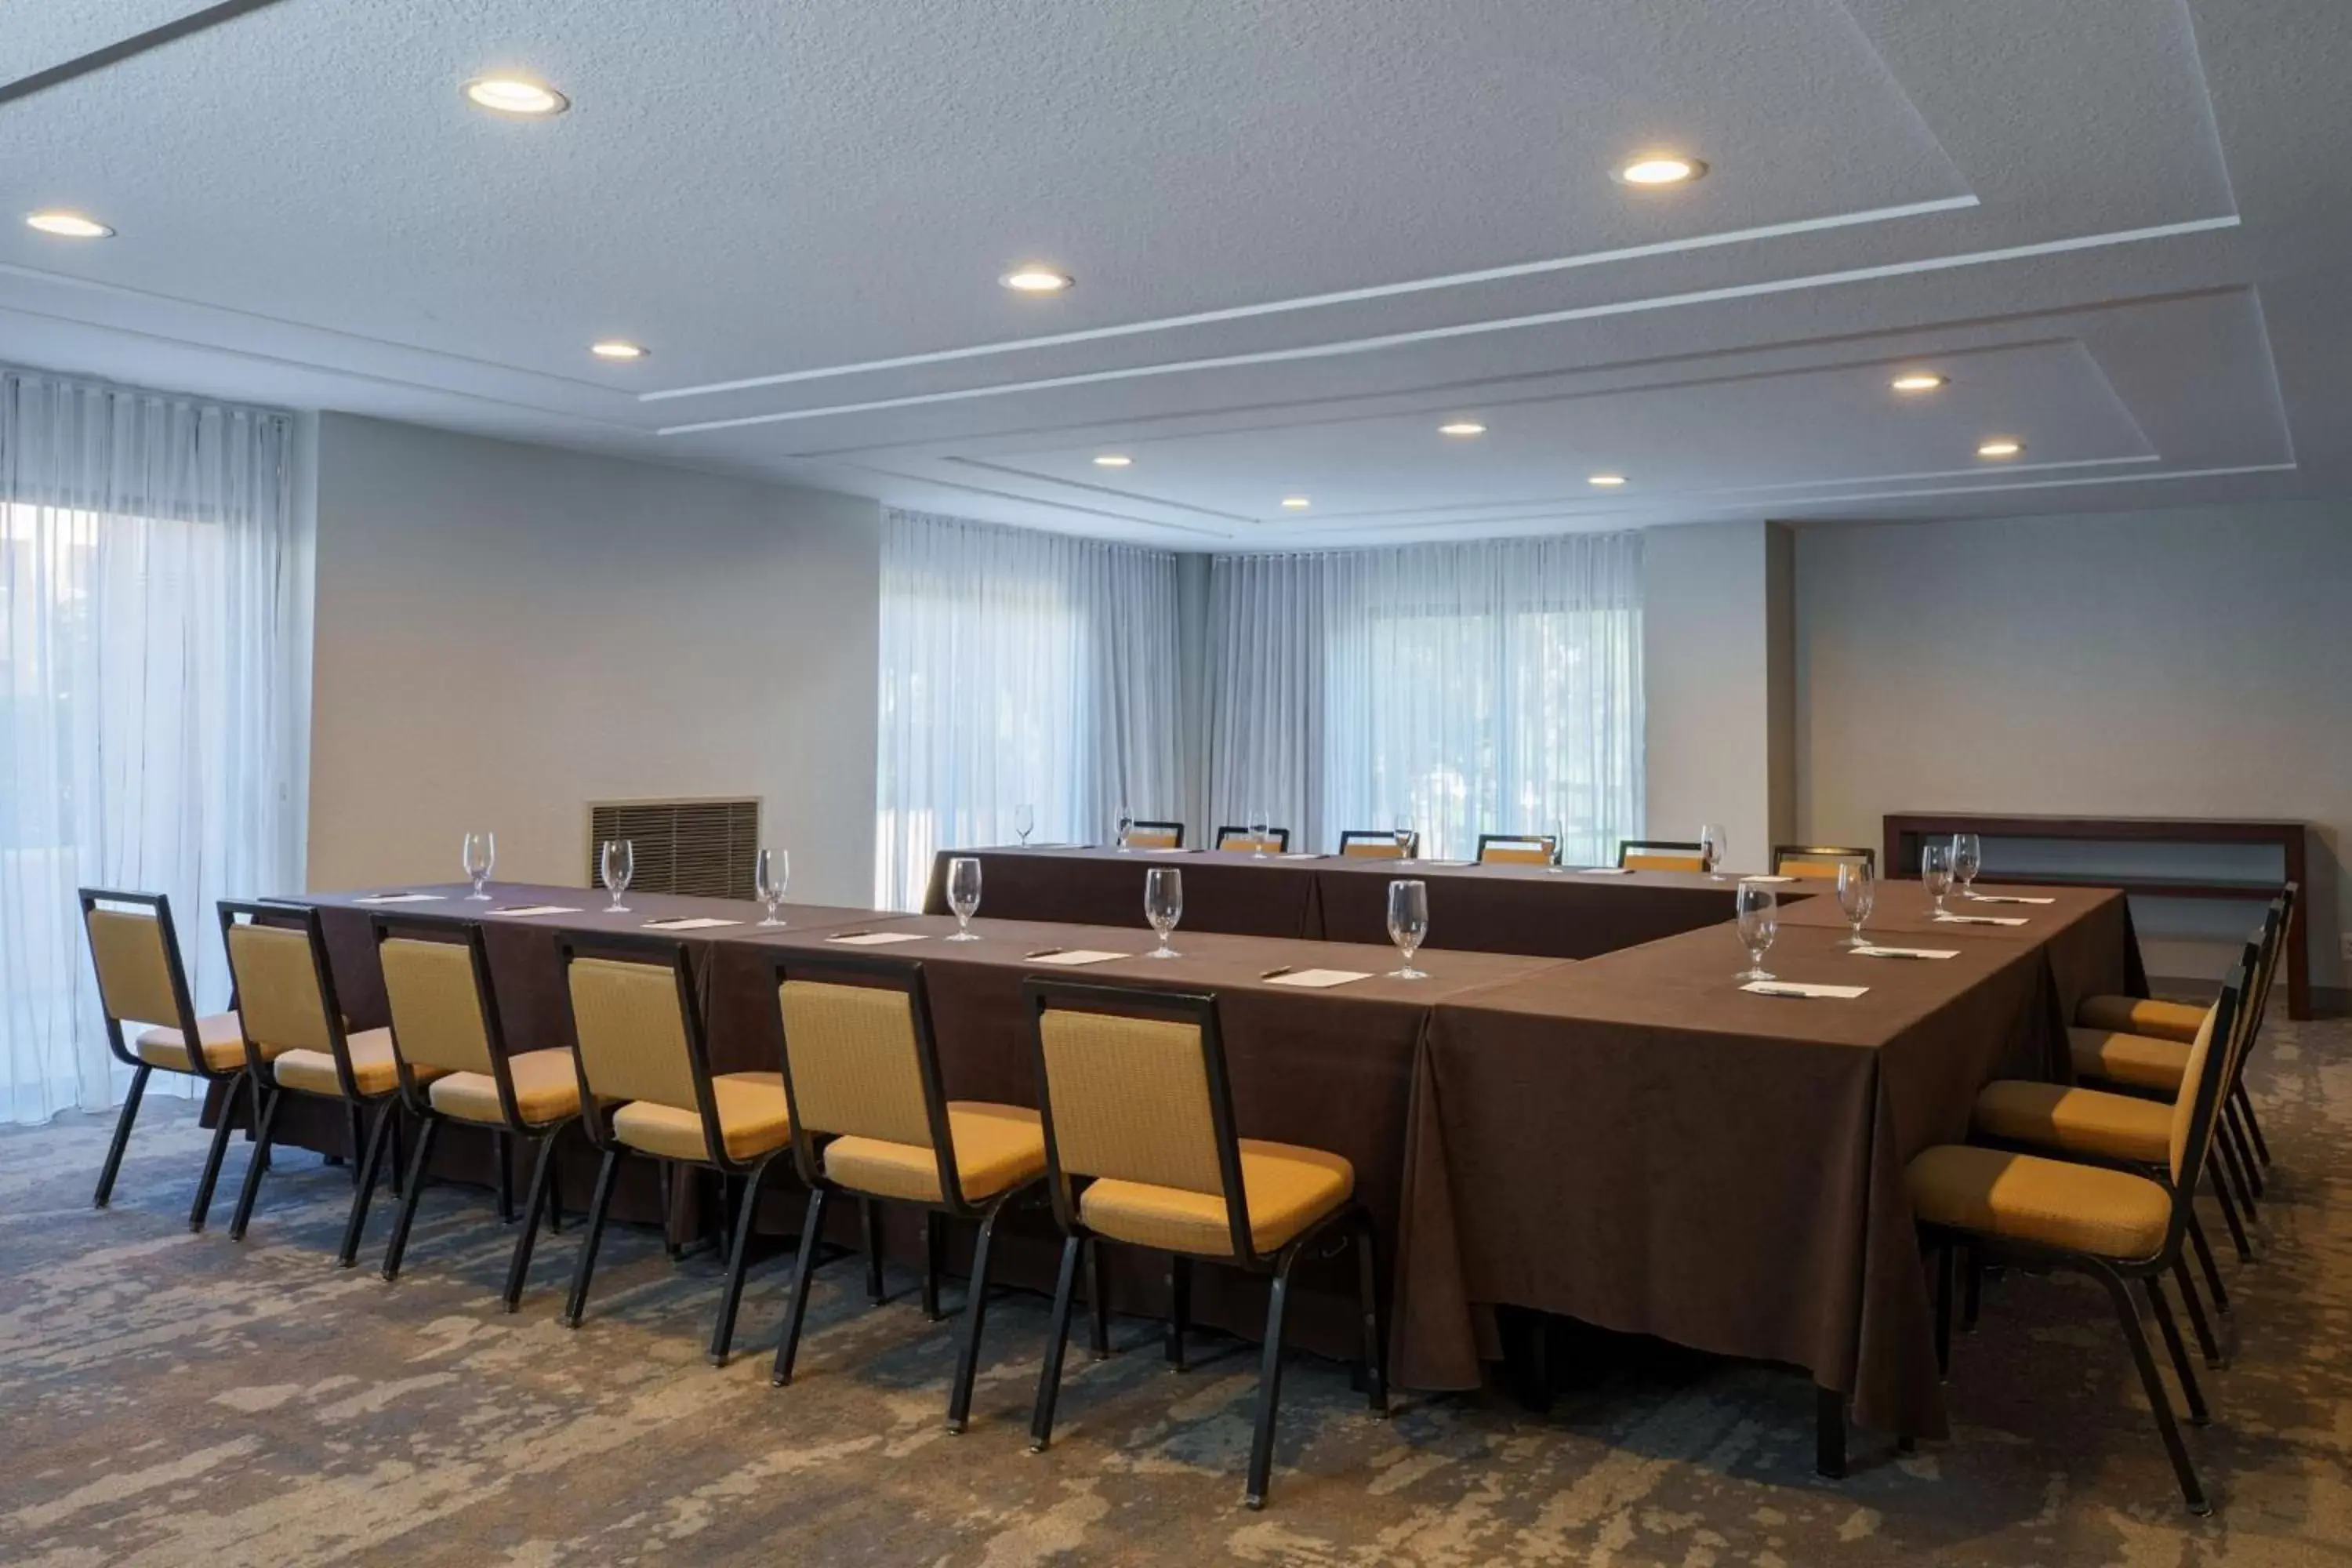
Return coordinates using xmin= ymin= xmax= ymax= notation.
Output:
xmin=1976 ymin=438 xmax=2024 ymax=459
xmin=1280 ymin=496 xmax=1311 ymax=510
xmin=1000 ymin=267 xmax=1074 ymax=293
xmin=590 ymin=340 xmax=648 ymax=361
xmin=1891 ymin=372 xmax=1947 ymax=393
xmin=26 ymin=211 xmax=112 ymax=238
xmin=1588 ymin=474 xmax=1628 ymax=488
xmin=1092 ymin=454 xmax=1132 ymax=467
xmin=1613 ymin=154 xmax=1706 ymax=187
xmin=1439 ymin=421 xmax=1487 ymax=437
xmin=464 ymin=76 xmax=568 ymax=116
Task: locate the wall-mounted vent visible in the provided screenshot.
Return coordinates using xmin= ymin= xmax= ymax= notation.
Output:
xmin=586 ymin=798 xmax=760 ymax=899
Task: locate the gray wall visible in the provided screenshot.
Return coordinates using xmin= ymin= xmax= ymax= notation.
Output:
xmin=307 ymin=415 xmax=883 ymax=906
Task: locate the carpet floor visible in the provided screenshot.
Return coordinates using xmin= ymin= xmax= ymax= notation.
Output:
xmin=2 ymin=1015 xmax=2348 ymax=1566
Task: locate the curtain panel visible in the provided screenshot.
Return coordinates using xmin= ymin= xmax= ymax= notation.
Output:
xmin=874 ymin=510 xmax=1179 ymax=909
xmin=0 ymin=368 xmax=310 ymax=1124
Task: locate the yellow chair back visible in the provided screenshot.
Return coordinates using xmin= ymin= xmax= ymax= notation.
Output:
xmin=1037 ymin=1008 xmax=1224 ymax=1196
xmin=778 ymin=979 xmax=933 ymax=1146
xmin=381 ymin=938 xmax=498 ymax=1077
xmin=85 ymin=909 xmax=180 ymax=1027
xmin=566 ymin=956 xmax=698 ymax=1110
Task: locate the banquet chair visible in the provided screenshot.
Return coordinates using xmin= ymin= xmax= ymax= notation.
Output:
xmin=1906 ymin=961 xmax=2244 ymax=1514
xmin=1123 ymin=820 xmax=1185 ymax=850
xmin=1023 ymin=979 xmax=1386 ymax=1509
xmin=556 ymin=932 xmax=793 ymax=1363
xmin=761 ymin=952 xmax=1049 ymax=1432
xmin=1616 ymin=839 xmax=1707 ymax=872
xmin=1338 ymin=830 xmax=1417 ymax=858
xmin=1476 ymin=833 xmax=1557 ymax=866
xmin=372 ymin=917 xmax=582 ymax=1311
xmin=79 ymin=888 xmax=252 ymax=1228
xmin=220 ymin=901 xmax=425 ymax=1261
xmin=1771 ymin=845 xmax=1876 ymax=878
xmin=1215 ymin=826 xmax=1292 ymax=854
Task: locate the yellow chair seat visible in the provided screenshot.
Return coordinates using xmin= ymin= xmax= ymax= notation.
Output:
xmin=2077 ymin=995 xmax=2208 ymax=1044
xmin=1622 ymin=853 xmax=1705 ymax=872
xmin=1080 ymin=1138 xmax=1353 ymax=1258
xmin=824 ymin=1102 xmax=1046 ymax=1204
xmin=427 ymin=1048 xmax=583 ymax=1127
xmin=133 ymin=1012 xmax=253 ymax=1073
xmin=612 ymin=1071 xmax=791 ymax=1163
xmin=2069 ymin=1027 xmax=2191 ymax=1094
xmin=1972 ymin=1080 xmax=2171 ymax=1166
xmin=1906 ymin=1144 xmax=2171 ymax=1261
xmin=273 ymin=1029 xmax=430 ymax=1098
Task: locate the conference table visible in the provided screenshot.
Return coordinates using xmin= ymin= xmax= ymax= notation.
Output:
xmin=245 ymin=862 xmax=2142 ymax=1468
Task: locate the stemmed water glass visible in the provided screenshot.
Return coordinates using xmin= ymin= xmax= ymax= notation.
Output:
xmin=1700 ymin=823 xmax=1729 ymax=880
xmin=1387 ymin=879 xmax=1430 ymax=979
xmin=1837 ymin=858 xmax=1876 ymax=949
xmin=946 ymin=855 xmax=984 ymax=940
xmin=1248 ymin=806 xmax=1272 ymax=858
xmin=461 ymin=831 xmax=495 ymax=900
xmin=600 ymin=839 xmax=634 ymax=914
xmin=1734 ymin=880 xmax=1779 ymax=981
xmin=1014 ymin=804 xmax=1035 ymax=847
xmin=756 ymin=848 xmax=790 ymax=927
xmin=1922 ymin=842 xmax=1955 ymax=916
xmin=1145 ymin=866 xmax=1183 ymax=958
xmin=1392 ymin=815 xmax=1414 ymax=862
xmin=1116 ymin=808 xmax=1135 ymax=852
xmin=1951 ymin=833 xmax=1983 ymax=900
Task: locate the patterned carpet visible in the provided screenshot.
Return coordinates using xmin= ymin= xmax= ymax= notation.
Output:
xmin=3 ymin=1017 xmax=2347 ymax=1567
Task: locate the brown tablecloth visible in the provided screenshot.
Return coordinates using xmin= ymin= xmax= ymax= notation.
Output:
xmin=1396 ymin=913 xmax=2084 ymax=1439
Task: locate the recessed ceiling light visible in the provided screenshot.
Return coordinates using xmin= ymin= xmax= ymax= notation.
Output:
xmin=1092 ymin=454 xmax=1132 ymax=467
xmin=1976 ymin=438 xmax=2024 ymax=459
xmin=590 ymin=340 xmax=648 ymax=361
xmin=1280 ymin=496 xmax=1311 ymax=510
xmin=26 ymin=211 xmax=112 ymax=239
xmin=1439 ymin=421 xmax=1487 ymax=437
xmin=465 ymin=76 xmax=568 ymax=116
xmin=1000 ymin=267 xmax=1073 ymax=293
xmin=1613 ymin=154 xmax=1707 ymax=187
xmin=1891 ymin=372 xmax=1947 ymax=394
xmin=1588 ymin=474 xmax=1628 ymax=488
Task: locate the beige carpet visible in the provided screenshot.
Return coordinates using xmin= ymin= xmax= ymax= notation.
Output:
xmin=2 ymin=1016 xmax=2347 ymax=1566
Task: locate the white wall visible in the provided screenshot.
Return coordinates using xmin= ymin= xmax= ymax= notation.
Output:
xmin=1795 ymin=501 xmax=2351 ymax=992
xmin=307 ymin=415 xmax=883 ymax=906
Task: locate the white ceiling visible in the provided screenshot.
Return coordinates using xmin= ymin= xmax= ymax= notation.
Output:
xmin=0 ymin=0 xmax=2342 ymax=547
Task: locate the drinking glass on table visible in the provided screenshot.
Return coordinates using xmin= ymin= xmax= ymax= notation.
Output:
xmin=461 ymin=830 xmax=495 ymax=900
xmin=1837 ymin=858 xmax=1876 ymax=949
xmin=1014 ymin=804 xmax=1035 ymax=847
xmin=1733 ymin=880 xmax=1779 ymax=981
xmin=1248 ymin=806 xmax=1272 ymax=858
xmin=600 ymin=839 xmax=634 ymax=914
xmin=1116 ymin=808 xmax=1134 ymax=852
xmin=1387 ymin=878 xmax=1430 ymax=980
xmin=755 ymin=848 xmax=790 ymax=927
xmin=1922 ymin=841 xmax=1955 ymax=916
xmin=1700 ymin=822 xmax=1729 ymax=880
xmin=1392 ymin=815 xmax=1414 ymax=861
xmin=1951 ymin=833 xmax=1983 ymax=899
xmin=1144 ymin=866 xmax=1183 ymax=958
xmin=946 ymin=855 xmax=984 ymax=940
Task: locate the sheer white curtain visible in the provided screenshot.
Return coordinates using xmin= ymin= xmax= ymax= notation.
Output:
xmin=875 ymin=510 xmax=1179 ymax=909
xmin=0 ymin=368 xmax=310 ymax=1124
xmin=1205 ymin=532 xmax=1643 ymax=862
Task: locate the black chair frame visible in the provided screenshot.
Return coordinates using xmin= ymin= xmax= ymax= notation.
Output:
xmin=1475 ymin=833 xmax=1558 ymax=866
xmin=1337 ymin=829 xmax=1420 ymax=858
xmin=1614 ymin=838 xmax=1706 ymax=867
xmin=1122 ymin=818 xmax=1186 ymax=848
xmin=1770 ymin=844 xmax=1878 ymax=873
xmin=1214 ymin=826 xmax=1293 ymax=853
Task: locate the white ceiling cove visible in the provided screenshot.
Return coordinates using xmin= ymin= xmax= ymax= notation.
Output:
xmin=0 ymin=0 xmax=2341 ymax=546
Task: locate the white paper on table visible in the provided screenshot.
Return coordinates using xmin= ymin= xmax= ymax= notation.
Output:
xmin=1743 ymin=874 xmax=1798 ymax=884
xmin=354 ymin=892 xmax=446 ymax=905
xmin=1027 ymin=949 xmax=1131 ymax=966
xmin=1743 ymin=980 xmax=1871 ymax=999
xmin=1265 ymin=968 xmax=1371 ymax=989
xmin=1277 ymin=852 xmax=1324 ymax=860
xmin=493 ymin=904 xmax=583 ymax=917
xmin=1142 ymin=847 xmax=1189 ymax=855
xmin=641 ymin=916 xmax=741 ymax=931
xmin=1933 ymin=913 xmax=2030 ymax=927
xmin=1966 ymin=895 xmax=2057 ymax=905
xmin=826 ymin=931 xmax=929 ymax=946
xmin=1421 ymin=858 xmax=1475 ymax=867
xmin=1852 ymin=945 xmax=1962 ymax=960
xmin=1577 ymin=867 xmax=1632 ymax=876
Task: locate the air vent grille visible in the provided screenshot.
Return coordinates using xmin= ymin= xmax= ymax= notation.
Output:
xmin=586 ymin=798 xmax=760 ymax=899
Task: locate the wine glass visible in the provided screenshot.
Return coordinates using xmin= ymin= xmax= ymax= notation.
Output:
xmin=1837 ymin=858 xmax=1876 ymax=949
xmin=755 ymin=848 xmax=790 ymax=927
xmin=1387 ymin=879 xmax=1430 ymax=980
xmin=1734 ymin=880 xmax=1778 ymax=981
xmin=1248 ymin=806 xmax=1272 ymax=858
xmin=1700 ymin=823 xmax=1729 ymax=880
xmin=1922 ymin=841 xmax=1954 ymax=916
xmin=1392 ymin=815 xmax=1414 ymax=861
xmin=1144 ymin=866 xmax=1183 ymax=958
xmin=600 ymin=839 xmax=634 ymax=914
xmin=1548 ymin=820 xmax=1570 ymax=873
xmin=946 ymin=855 xmax=983 ymax=940
xmin=1014 ymin=804 xmax=1035 ymax=847
xmin=1951 ymin=833 xmax=1983 ymax=900
xmin=1116 ymin=808 xmax=1134 ymax=853
xmin=461 ymin=831 xmax=495 ymax=900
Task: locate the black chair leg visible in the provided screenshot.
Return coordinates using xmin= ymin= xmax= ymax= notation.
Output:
xmin=2187 ymin=1211 xmax=2230 ymax=1316
xmin=1165 ymin=1254 xmax=1190 ymax=1371
xmin=2096 ymin=1267 xmax=2208 ymax=1515
xmin=1962 ymin=1242 xmax=1983 ymax=1331
xmin=2172 ymin=1257 xmax=2223 ymax=1368
xmin=1084 ymin=1237 xmax=1110 ymax=1359
xmin=920 ymin=1213 xmax=944 ymax=1323
xmin=1244 ymin=1245 xmax=1301 ymax=1510
xmin=545 ymin=1149 xmax=565 ymax=1235
xmin=2208 ymin=1165 xmax=2253 ymax=1261
xmin=862 ymin=1196 xmax=886 ymax=1305
xmin=493 ymin=1130 xmax=516 ymax=1223
xmin=1029 ymin=1233 xmax=1084 ymax=1452
xmin=503 ymin=1131 xmax=562 ymax=1311
xmin=2143 ymin=1275 xmax=2209 ymax=1426
xmin=2214 ymin=1125 xmax=2257 ymax=1222
xmin=771 ymin=1187 xmax=833 ymax=1387
xmin=341 ymin=1101 xmax=365 ymax=1184
xmin=2223 ymin=1104 xmax=2263 ymax=1201
xmin=946 ymin=1197 xmax=1008 ymax=1433
xmin=379 ymin=1115 xmax=443 ymax=1282
xmin=2234 ymin=1083 xmax=2271 ymax=1167
xmin=560 ymin=1147 xmax=622 ymax=1328
xmin=708 ymin=1159 xmax=778 ymax=1367
xmin=189 ymin=1072 xmax=245 ymax=1232
xmin=1355 ymin=1210 xmax=1388 ymax=1414
xmin=228 ymin=1086 xmax=285 ymax=1242
xmin=93 ymin=1063 xmax=152 ymax=1208
xmin=386 ymin=1105 xmax=406 ymax=1200
xmin=1933 ymin=1240 xmax=1955 ymax=1378
xmin=336 ymin=1099 xmax=398 ymax=1267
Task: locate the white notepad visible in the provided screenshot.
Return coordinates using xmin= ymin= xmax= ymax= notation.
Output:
xmin=1965 ymin=895 xmax=2057 ymax=905
xmin=642 ymin=916 xmax=741 ymax=931
xmin=1027 ymin=949 xmax=1130 ymax=966
xmin=1743 ymin=980 xmax=1871 ymax=999
xmin=826 ymin=931 xmax=928 ymax=946
xmin=1265 ymin=968 xmax=1371 ymax=989
xmin=1853 ymin=946 xmax=1961 ymax=960
xmin=1142 ymin=847 xmax=1189 ymax=855
xmin=1578 ymin=866 xmax=1632 ymax=876
xmin=354 ymin=892 xmax=445 ymax=905
xmin=493 ymin=904 xmax=582 ymax=917
xmin=1934 ymin=913 xmax=2030 ymax=927
xmin=1278 ymin=852 xmax=1324 ymax=860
